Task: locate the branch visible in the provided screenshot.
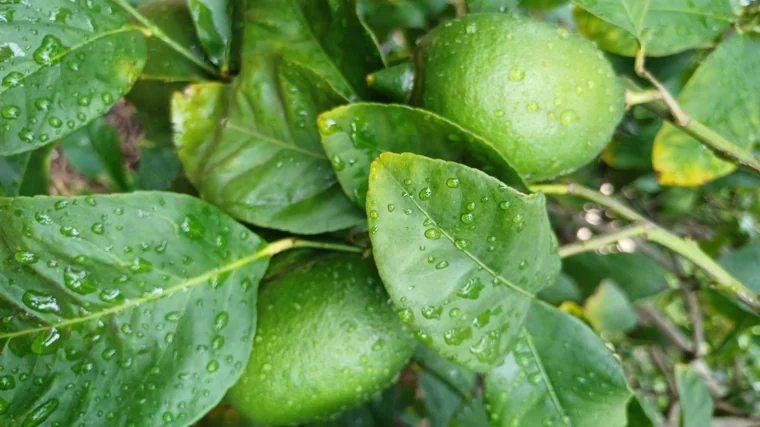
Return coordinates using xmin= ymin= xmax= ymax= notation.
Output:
xmin=636 ymin=305 xmax=695 ymax=355
xmin=635 ymin=48 xmax=760 ymax=175
xmin=558 ymin=224 xmax=649 ymax=258
xmin=532 ymin=183 xmax=760 ymax=313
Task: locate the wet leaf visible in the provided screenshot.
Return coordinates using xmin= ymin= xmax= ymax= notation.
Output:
xmin=188 ymin=0 xmax=238 ymax=72
xmin=0 ymin=0 xmax=146 ymax=155
xmin=172 ymin=57 xmax=365 ymax=234
xmin=484 ymin=301 xmax=632 ymax=427
xmin=242 ymin=0 xmax=384 ymax=100
xmin=126 ymin=0 xmax=211 ymax=121
xmin=572 ymin=0 xmax=732 ymax=56
xmin=450 ymin=397 xmax=489 ymax=427
xmin=59 ymin=117 xmax=132 ymax=192
xmin=319 ymin=103 xmax=525 ymax=207
xmin=367 ymin=153 xmax=560 ymax=372
xmin=365 ymin=62 xmax=414 ymax=102
xmin=653 ymin=34 xmax=760 ymax=186
xmin=131 ymin=112 xmax=183 ymax=191
xmin=0 ymin=193 xmax=269 ymax=426
xmin=537 ymin=272 xmax=582 ymax=306
xmin=675 ymin=364 xmax=713 ymax=427
xmin=358 ymin=0 xmax=449 ymax=36
xmin=0 ymin=146 xmax=53 ymax=197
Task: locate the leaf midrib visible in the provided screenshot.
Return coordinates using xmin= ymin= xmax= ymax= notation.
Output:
xmin=0 ymin=25 xmax=142 ymax=98
xmin=522 ymin=327 xmax=571 ymax=426
xmin=0 ymin=245 xmax=268 ymax=340
xmin=381 ymin=163 xmax=534 ymax=299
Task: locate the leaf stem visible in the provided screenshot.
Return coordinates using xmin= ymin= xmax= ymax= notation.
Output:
xmin=634 ymin=49 xmax=760 ymax=175
xmin=625 ymin=88 xmax=662 ymax=108
xmin=260 ymin=238 xmax=364 ymax=258
xmin=533 ymin=183 xmax=760 ymax=313
xmin=110 ymin=0 xmax=221 ymax=78
xmin=557 ymin=224 xmax=650 ymax=258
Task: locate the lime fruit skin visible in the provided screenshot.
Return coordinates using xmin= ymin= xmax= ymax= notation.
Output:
xmin=412 ymin=13 xmax=624 ymax=181
xmin=227 ymin=254 xmax=416 ymax=425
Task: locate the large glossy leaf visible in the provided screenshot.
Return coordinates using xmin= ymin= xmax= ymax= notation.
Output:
xmin=561 ymin=251 xmax=668 ymax=301
xmin=188 ymin=0 xmax=237 ymax=71
xmin=484 ymin=301 xmax=632 ymax=427
xmin=59 ymin=117 xmax=132 ymax=192
xmin=172 ymin=56 xmax=365 ymax=234
xmin=319 ymin=103 xmax=525 ymax=207
xmin=0 ymin=0 xmax=146 ymax=155
xmin=242 ymin=0 xmax=384 ymax=100
xmin=653 ymin=34 xmax=760 ymax=186
xmin=675 ymin=365 xmax=713 ymax=427
xmin=0 ymin=146 xmax=52 ymax=197
xmin=367 ymin=153 xmax=561 ymax=372
xmin=450 ymin=397 xmax=489 ymax=427
xmin=0 ymin=193 xmax=269 ymax=426
xmin=537 ymin=273 xmax=582 ymax=306
xmin=572 ymin=0 xmax=732 ymax=57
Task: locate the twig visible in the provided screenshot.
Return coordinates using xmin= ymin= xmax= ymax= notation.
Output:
xmin=636 ymin=305 xmax=695 ymax=356
xmin=649 ymin=347 xmax=679 ymax=401
xmin=625 ymin=88 xmax=663 ymax=109
xmin=532 ymin=183 xmax=760 ymax=313
xmin=681 ymin=280 xmax=706 ymax=358
xmin=558 ymin=224 xmax=650 ymax=258
xmin=635 ymin=49 xmax=760 ymax=175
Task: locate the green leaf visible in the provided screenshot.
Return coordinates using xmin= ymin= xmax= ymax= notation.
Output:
xmin=584 ymin=281 xmax=638 ymax=337
xmin=131 ymin=112 xmax=183 ymax=191
xmin=537 ymin=272 xmax=583 ymax=306
xmin=59 ymin=117 xmax=132 ymax=192
xmin=484 ymin=301 xmax=632 ymax=427
xmin=126 ymin=0 xmax=211 ymax=121
xmin=242 ymin=0 xmax=384 ymax=100
xmin=0 ymin=192 xmax=269 ymax=426
xmin=574 ymin=6 xmax=639 ymax=57
xmin=418 ymin=371 xmax=465 ymax=427
xmin=367 ymin=153 xmax=561 ymax=372
xmin=319 ymin=104 xmax=526 ymax=207
xmin=172 ymin=56 xmax=365 ymax=234
xmin=572 ymin=0 xmax=732 ymax=57
xmin=188 ymin=0 xmax=238 ymax=71
xmin=415 ymin=345 xmax=477 ymax=395
xmin=358 ymin=0 xmax=449 ymax=36
xmin=561 ymin=251 xmax=668 ymax=301
xmin=653 ymin=34 xmax=760 ymax=186
xmin=675 ymin=365 xmax=713 ymax=427
xmin=719 ymin=242 xmax=760 ymax=295
xmin=626 ymin=394 xmax=663 ymax=427
xmin=0 ymin=0 xmax=146 ymax=155
xmin=450 ymin=397 xmax=489 ymax=427
xmin=365 ymin=62 xmax=415 ymax=102
xmin=466 ymin=0 xmax=519 ymax=13
xmin=0 ymin=146 xmax=53 ymax=197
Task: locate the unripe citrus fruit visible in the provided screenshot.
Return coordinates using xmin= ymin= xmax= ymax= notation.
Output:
xmin=411 ymin=14 xmax=624 ymax=181
xmin=227 ymin=253 xmax=416 ymax=425
xmin=522 ymin=0 xmax=567 ymax=10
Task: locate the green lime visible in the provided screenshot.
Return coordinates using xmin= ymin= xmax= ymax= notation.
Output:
xmin=411 ymin=13 xmax=624 ymax=181
xmin=227 ymin=253 xmax=416 ymax=425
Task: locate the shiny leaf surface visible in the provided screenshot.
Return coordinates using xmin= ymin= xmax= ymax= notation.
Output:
xmin=572 ymin=0 xmax=732 ymax=56
xmin=484 ymin=301 xmax=632 ymax=427
xmin=0 ymin=193 xmax=269 ymax=426
xmin=172 ymin=57 xmax=365 ymax=234
xmin=241 ymin=0 xmax=384 ymax=100
xmin=0 ymin=146 xmax=52 ymax=197
xmin=319 ymin=103 xmax=525 ymax=207
xmin=367 ymin=153 xmax=560 ymax=371
xmin=0 ymin=0 xmax=146 ymax=155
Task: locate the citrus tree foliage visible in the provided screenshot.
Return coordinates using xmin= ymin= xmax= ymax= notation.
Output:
xmin=1 ymin=0 xmax=760 ymax=426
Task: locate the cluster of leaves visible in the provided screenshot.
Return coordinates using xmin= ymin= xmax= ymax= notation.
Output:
xmin=0 ymin=0 xmax=759 ymax=427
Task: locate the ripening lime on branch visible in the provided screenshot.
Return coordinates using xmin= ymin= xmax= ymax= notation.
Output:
xmin=411 ymin=13 xmax=625 ymax=182
xmin=227 ymin=253 xmax=416 ymax=425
